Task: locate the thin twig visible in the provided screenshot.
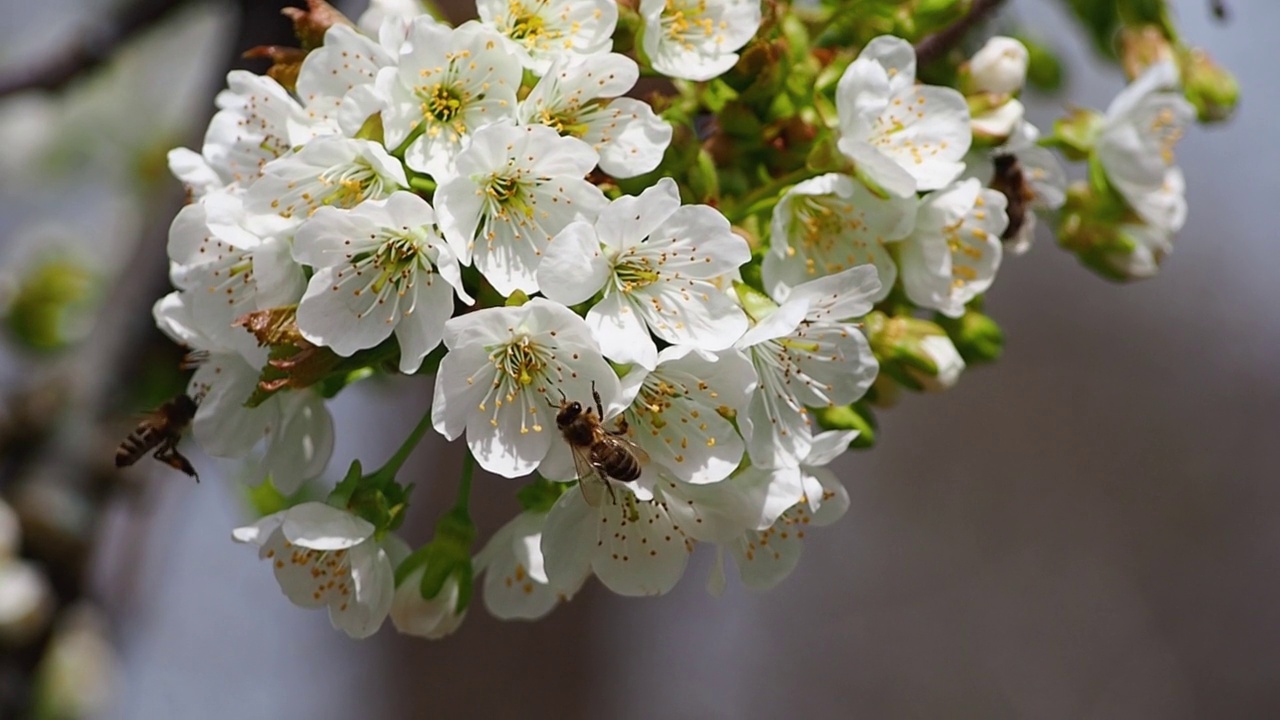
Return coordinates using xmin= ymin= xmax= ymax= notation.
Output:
xmin=0 ymin=0 xmax=191 ymax=97
xmin=914 ymin=0 xmax=1010 ymax=65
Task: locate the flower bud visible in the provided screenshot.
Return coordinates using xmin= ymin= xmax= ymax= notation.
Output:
xmin=391 ymin=564 xmax=468 ymax=639
xmin=813 ymin=404 xmax=877 ymax=449
xmin=0 ymin=559 xmax=54 ymax=646
xmin=935 ymin=308 xmax=1004 ymax=364
xmin=969 ymin=37 xmax=1029 ymax=95
xmin=866 ymin=312 xmax=966 ymax=393
xmin=1119 ymin=25 xmax=1175 ymax=81
xmin=1179 ymin=47 xmax=1239 ymax=123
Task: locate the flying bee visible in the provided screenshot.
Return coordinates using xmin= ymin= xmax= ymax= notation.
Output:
xmin=989 ymin=153 xmax=1037 ymax=243
xmin=553 ymin=384 xmax=648 ymax=510
xmin=115 ymin=392 xmax=201 ymax=481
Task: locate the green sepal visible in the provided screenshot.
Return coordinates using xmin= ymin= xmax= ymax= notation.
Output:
xmin=1047 ymin=108 xmax=1105 ymax=161
xmin=733 ymin=280 xmax=778 ymax=322
xmin=935 ymin=308 xmax=1004 ymax=364
xmin=813 ymin=403 xmax=876 ymax=449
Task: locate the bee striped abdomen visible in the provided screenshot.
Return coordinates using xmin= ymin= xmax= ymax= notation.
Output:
xmin=116 ymin=427 xmax=162 ymax=467
xmin=593 ymin=441 xmax=642 ymax=483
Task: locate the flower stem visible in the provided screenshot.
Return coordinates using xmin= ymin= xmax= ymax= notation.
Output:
xmin=454 ymin=447 xmax=475 ymax=514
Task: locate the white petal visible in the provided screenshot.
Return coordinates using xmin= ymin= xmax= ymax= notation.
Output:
xmin=537 ymin=221 xmax=611 ymax=306
xmin=281 ymin=502 xmax=375 ymax=550
xmin=586 ymin=291 xmax=659 ymax=370
xmin=331 ymin=544 xmax=394 ymax=638
xmin=541 ymin=491 xmax=596 ymax=594
xmin=590 ymin=497 xmax=691 ymax=596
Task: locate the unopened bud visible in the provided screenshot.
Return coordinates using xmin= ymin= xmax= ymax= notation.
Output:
xmin=936 ymin=308 xmax=1004 ymax=364
xmin=1119 ymin=25 xmax=1175 ymax=81
xmin=968 ymin=36 xmax=1029 ymax=95
xmin=867 ymin=312 xmax=966 ymax=392
xmin=1179 ymin=47 xmax=1239 ymax=123
xmin=814 ymin=404 xmax=877 ymax=449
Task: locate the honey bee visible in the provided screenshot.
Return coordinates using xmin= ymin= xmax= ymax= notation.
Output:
xmin=990 ymin=153 xmax=1037 ymax=242
xmin=553 ymin=385 xmax=648 ymax=508
xmin=115 ymin=392 xmax=200 ymax=481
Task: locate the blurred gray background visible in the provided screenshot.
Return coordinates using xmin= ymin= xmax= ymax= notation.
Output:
xmin=4 ymin=0 xmax=1277 ymax=718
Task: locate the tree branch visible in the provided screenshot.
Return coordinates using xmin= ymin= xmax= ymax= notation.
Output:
xmin=0 ymin=0 xmax=191 ymax=97
xmin=914 ymin=0 xmax=1010 ymax=66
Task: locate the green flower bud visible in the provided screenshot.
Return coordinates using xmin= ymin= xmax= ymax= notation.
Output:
xmin=813 ymin=403 xmax=877 ymax=449
xmin=866 ymin=312 xmax=966 ymax=393
xmin=935 ymin=308 xmax=1004 ymax=364
xmin=1118 ymin=25 xmax=1175 ymax=80
xmin=1179 ymin=46 xmax=1239 ymax=123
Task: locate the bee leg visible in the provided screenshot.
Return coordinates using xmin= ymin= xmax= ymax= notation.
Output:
xmin=154 ymin=440 xmax=199 ymax=482
xmin=603 ymin=478 xmax=617 ymax=504
xmin=591 ymin=381 xmax=605 ymax=419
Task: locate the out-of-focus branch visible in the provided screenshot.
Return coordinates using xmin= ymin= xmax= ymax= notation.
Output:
xmin=0 ymin=0 xmax=191 ymax=97
xmin=914 ymin=0 xmax=1009 ymax=65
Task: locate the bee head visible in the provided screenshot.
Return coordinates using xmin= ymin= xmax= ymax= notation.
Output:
xmin=555 ymin=400 xmax=582 ymax=429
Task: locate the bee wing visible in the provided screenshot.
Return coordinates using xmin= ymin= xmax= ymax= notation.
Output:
xmin=605 ymin=429 xmax=650 ymax=467
xmin=570 ymin=443 xmax=612 ymax=508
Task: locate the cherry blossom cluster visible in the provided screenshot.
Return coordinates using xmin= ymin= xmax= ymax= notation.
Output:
xmin=146 ymin=0 xmax=1229 ymax=638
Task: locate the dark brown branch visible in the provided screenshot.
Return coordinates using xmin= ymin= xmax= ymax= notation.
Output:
xmin=914 ymin=0 xmax=1010 ymax=65
xmin=0 ymin=0 xmax=191 ymax=97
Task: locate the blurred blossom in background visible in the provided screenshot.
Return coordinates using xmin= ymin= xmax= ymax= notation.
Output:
xmin=0 ymin=0 xmax=1277 ymax=719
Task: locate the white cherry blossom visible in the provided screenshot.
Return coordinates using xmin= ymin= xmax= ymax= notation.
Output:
xmin=475 ymin=510 xmax=568 ymax=620
xmin=712 ymin=431 xmax=853 ymax=591
xmin=519 ymin=52 xmax=672 ymax=178
xmin=196 ymin=70 xmax=326 ymax=189
xmin=1097 ymin=61 xmax=1194 ymax=233
xmin=358 ymin=0 xmax=428 ymax=37
xmin=541 ymin=483 xmax=694 ymax=597
xmin=431 ymin=299 xmax=623 ymax=478
xmin=736 ymin=267 xmax=881 ymax=469
xmin=899 ymin=178 xmax=1008 ymax=318
xmin=376 ymin=19 xmax=521 ymax=179
xmin=1103 ymin=170 xmax=1185 ymax=280
xmin=153 ymin=292 xmax=334 ymax=493
xmin=763 ymin=173 xmax=915 ymax=303
xmin=245 ymin=136 xmax=407 ymax=235
xmin=640 ymin=0 xmax=763 ymax=82
xmin=836 ymin=35 xmax=972 ymax=197
xmin=536 ymin=178 xmax=749 ymax=368
xmin=166 ymin=189 xmax=305 ymax=361
xmin=390 ymin=566 xmax=467 ymax=639
xmin=232 ymin=502 xmax=394 ymax=639
xmin=436 ymin=123 xmax=606 ymax=296
xmin=477 ymin=0 xmax=618 ymax=73
xmin=293 ymin=192 xmax=470 ymax=374
xmin=295 ymin=24 xmax=396 ymax=137
xmin=618 ymin=346 xmax=755 ymax=484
